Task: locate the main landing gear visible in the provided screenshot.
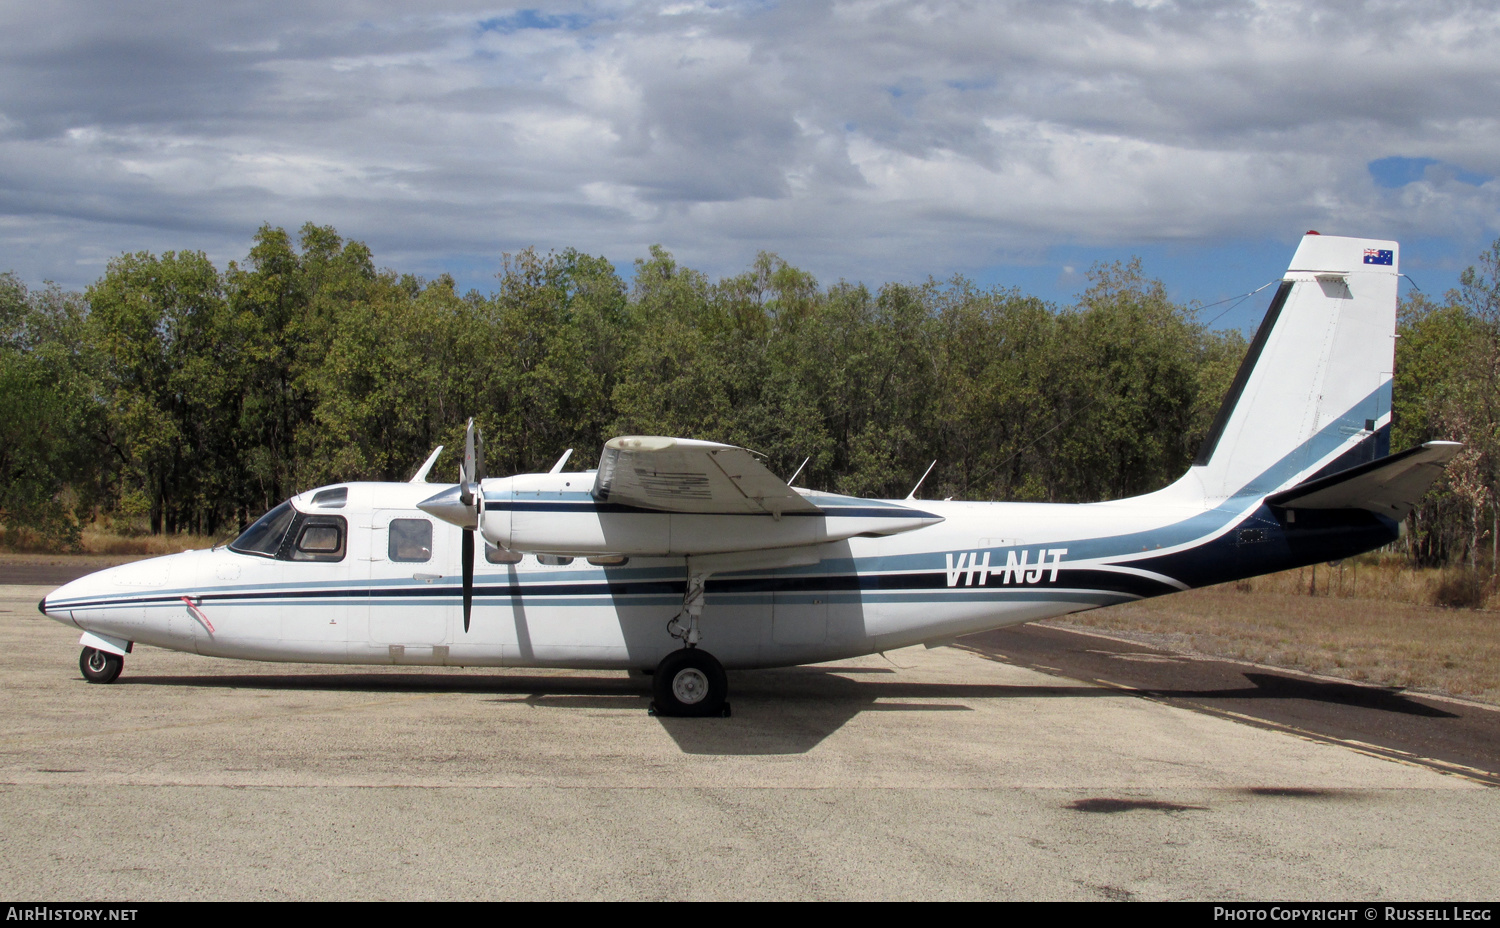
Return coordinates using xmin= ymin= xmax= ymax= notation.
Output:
xmin=651 ymin=566 xmax=731 ymax=718
xmin=651 ymin=648 xmax=729 ymax=718
xmin=79 ymin=647 xmax=123 ymax=684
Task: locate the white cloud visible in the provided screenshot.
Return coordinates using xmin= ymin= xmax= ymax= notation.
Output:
xmin=1 ymin=0 xmax=1499 ymax=295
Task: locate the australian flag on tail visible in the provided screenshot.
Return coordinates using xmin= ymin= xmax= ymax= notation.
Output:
xmin=1363 ymin=248 xmax=1394 ymax=266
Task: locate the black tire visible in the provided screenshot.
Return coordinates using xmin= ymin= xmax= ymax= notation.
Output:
xmin=79 ymin=647 xmax=123 ymax=684
xmin=652 ymin=648 xmax=727 ymax=717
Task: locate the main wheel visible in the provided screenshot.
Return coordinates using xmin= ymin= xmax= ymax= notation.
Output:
xmin=652 ymin=648 xmax=728 ymax=717
xmin=79 ymin=647 xmax=123 ymax=684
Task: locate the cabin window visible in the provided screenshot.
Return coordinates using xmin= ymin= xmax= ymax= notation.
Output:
xmin=229 ymin=501 xmax=297 ymax=558
xmin=389 ymin=519 xmax=433 ymax=562
xmin=485 ymin=543 xmax=523 ymax=565
xmin=537 ymin=554 xmax=574 ymax=566
xmin=290 ymin=515 xmax=347 ymax=562
xmin=586 ymin=555 xmax=629 ymax=567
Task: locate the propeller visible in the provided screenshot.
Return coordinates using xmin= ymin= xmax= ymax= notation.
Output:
xmin=415 ymin=419 xmax=490 ymax=631
xmin=457 ymin=418 xmax=486 ymax=632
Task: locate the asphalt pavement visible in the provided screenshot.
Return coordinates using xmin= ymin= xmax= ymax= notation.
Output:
xmin=6 ymin=574 xmax=1499 ymax=900
xmin=959 ymin=624 xmax=1500 ymax=787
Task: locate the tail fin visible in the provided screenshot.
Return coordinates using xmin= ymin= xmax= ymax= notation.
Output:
xmin=1191 ymin=233 xmax=1398 ymax=502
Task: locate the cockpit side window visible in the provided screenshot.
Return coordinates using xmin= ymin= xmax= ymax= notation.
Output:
xmin=228 ymin=501 xmax=297 ymax=558
xmin=289 ymin=515 xmax=346 ymax=562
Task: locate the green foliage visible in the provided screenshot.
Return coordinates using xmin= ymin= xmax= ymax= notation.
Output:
xmin=4 ymin=226 xmax=1492 ymax=570
xmin=0 ymin=277 xmax=96 ymax=549
xmin=1395 ymin=248 xmax=1500 ymax=568
xmin=87 ymin=248 xmax=237 ymax=535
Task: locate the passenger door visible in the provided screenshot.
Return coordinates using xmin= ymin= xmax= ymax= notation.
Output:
xmin=367 ymin=511 xmax=455 ymax=648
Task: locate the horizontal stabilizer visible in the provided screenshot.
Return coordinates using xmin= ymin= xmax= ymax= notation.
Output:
xmin=592 ymin=436 xmax=822 ymax=516
xmin=1265 ymin=441 xmax=1462 ymax=519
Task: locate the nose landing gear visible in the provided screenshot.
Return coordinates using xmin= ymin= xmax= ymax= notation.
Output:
xmin=79 ymin=647 xmax=124 ymax=684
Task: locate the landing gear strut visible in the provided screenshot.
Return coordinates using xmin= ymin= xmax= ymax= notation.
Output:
xmin=651 ymin=647 xmax=729 ymax=718
xmin=666 ymin=569 xmax=707 ymax=647
xmin=653 ymin=566 xmax=729 ymax=717
xmin=79 ymin=647 xmax=123 ymax=684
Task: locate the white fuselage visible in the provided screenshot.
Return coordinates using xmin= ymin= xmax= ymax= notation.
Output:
xmin=42 ymin=475 xmax=1234 ymax=671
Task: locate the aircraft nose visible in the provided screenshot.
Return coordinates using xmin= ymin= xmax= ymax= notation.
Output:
xmin=37 ymin=578 xmax=84 ymax=627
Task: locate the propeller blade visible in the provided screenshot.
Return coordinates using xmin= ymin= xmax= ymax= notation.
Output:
xmin=456 ymin=417 xmax=484 ymax=632
xmin=462 ymin=528 xmax=474 ymax=633
xmin=474 ymin=424 xmax=486 ymax=483
xmin=459 ymin=418 xmax=476 ymax=507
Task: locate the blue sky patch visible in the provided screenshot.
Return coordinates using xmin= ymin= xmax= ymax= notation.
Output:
xmin=1368 ymin=156 xmax=1490 ymax=188
xmin=944 ymin=78 xmax=995 ymax=92
xmin=478 ymin=10 xmax=592 ymax=34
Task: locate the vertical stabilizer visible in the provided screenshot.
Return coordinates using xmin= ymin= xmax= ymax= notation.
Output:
xmin=1192 ymin=233 xmax=1398 ymax=502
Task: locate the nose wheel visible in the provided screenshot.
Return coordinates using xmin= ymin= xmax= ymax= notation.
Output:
xmin=650 ymin=648 xmax=729 ymax=718
xmin=79 ymin=647 xmax=123 ymax=684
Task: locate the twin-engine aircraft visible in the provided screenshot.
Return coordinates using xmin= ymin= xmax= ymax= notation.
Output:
xmin=42 ymin=234 xmax=1458 ymax=716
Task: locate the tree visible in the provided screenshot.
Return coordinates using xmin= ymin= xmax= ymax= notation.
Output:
xmin=87 ymin=250 xmax=235 ymax=534
xmin=1395 ymin=243 xmax=1500 ymax=570
xmin=227 ymin=223 xmax=378 ymax=516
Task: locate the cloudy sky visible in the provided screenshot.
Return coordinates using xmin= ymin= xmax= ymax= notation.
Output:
xmin=2 ymin=0 xmax=1498 ymax=327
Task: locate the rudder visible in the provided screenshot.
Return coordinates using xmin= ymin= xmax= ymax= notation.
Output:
xmin=1191 ymin=233 xmax=1398 ymax=502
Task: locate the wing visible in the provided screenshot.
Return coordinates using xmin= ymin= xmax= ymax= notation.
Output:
xmin=592 ymin=436 xmax=822 ymax=515
xmin=1266 ymin=441 xmax=1462 ymax=520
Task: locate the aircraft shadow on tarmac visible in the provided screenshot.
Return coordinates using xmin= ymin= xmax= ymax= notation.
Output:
xmin=1179 ymin=672 xmax=1459 ymax=719
xmin=119 ymin=667 xmax=1104 ymax=755
xmin=118 ymin=663 xmax=1455 ymax=755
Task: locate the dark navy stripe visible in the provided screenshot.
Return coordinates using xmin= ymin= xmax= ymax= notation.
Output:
xmin=1301 ymin=422 xmax=1392 ymax=484
xmin=1130 ymin=504 xmax=1398 ymax=588
xmin=52 ymin=566 xmax=1178 ymax=610
xmin=485 ymin=500 xmax=935 ymax=519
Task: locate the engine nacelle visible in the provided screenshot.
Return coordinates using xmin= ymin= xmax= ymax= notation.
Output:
xmin=424 ymin=474 xmax=943 ymax=557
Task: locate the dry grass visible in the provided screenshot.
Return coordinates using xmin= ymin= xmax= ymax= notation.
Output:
xmin=1055 ymin=559 xmax=1500 ymax=705
xmin=0 ymin=525 xmax=218 ymax=557
xmin=76 ymin=528 xmax=220 ymax=556
xmin=1224 ymin=556 xmax=1500 ymax=611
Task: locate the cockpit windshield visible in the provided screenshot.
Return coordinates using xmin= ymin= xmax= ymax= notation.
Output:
xmin=229 ymin=501 xmax=297 ymax=557
xmin=228 ymin=500 xmax=347 ymax=562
